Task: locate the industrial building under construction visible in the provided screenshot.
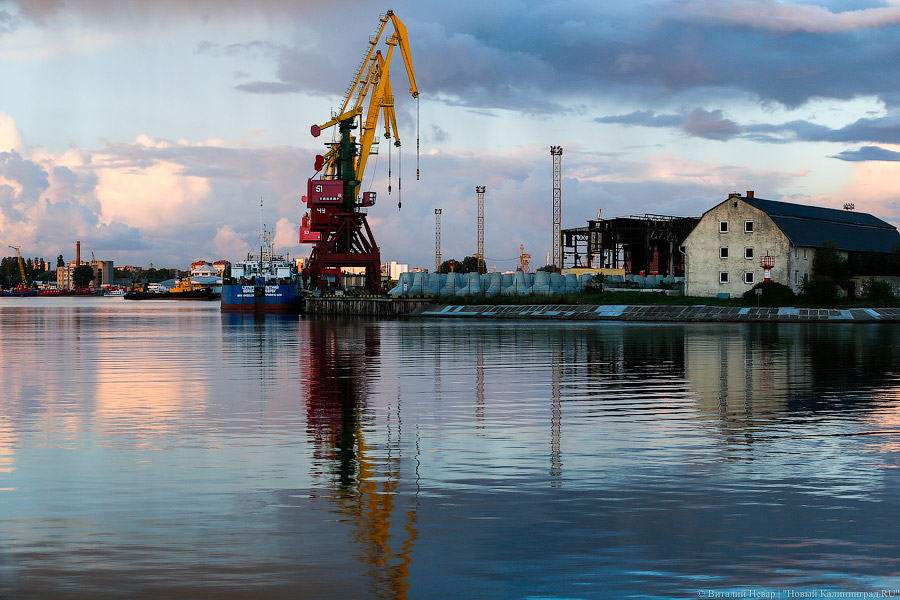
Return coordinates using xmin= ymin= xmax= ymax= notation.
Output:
xmin=562 ymin=213 xmax=700 ymax=277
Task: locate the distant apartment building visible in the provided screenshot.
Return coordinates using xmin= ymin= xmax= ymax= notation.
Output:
xmin=212 ymin=260 xmax=231 ymax=276
xmin=383 ymin=261 xmax=408 ymax=280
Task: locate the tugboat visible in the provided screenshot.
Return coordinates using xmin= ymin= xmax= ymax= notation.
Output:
xmin=221 ymin=227 xmax=303 ymax=314
xmin=6 ymin=283 xmax=36 ymax=297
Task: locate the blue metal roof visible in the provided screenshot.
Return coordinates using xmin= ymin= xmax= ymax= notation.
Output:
xmin=743 ymin=196 xmax=900 ymax=253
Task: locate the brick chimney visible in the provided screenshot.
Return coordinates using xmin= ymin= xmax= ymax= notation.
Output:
xmin=728 ymin=192 xmax=740 ymax=199
xmin=76 ymin=240 xmax=81 ymax=266
xmin=746 ymin=190 xmax=755 ymax=198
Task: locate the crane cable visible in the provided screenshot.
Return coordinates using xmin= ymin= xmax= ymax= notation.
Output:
xmin=416 ymin=96 xmax=420 ymax=181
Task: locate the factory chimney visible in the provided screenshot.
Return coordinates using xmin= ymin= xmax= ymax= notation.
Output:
xmin=76 ymin=241 xmax=81 ymax=265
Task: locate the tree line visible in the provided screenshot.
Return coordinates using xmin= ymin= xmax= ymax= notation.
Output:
xmin=436 ymin=256 xmax=554 ymax=274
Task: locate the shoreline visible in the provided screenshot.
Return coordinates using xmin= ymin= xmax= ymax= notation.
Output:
xmin=413 ymin=303 xmax=900 ymax=323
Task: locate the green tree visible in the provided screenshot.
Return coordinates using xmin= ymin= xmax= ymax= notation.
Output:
xmin=813 ymin=240 xmax=851 ymax=288
xmin=583 ymin=273 xmax=605 ymax=293
xmin=800 ymin=275 xmax=839 ymax=306
xmin=460 ymin=255 xmax=479 ymax=273
xmin=861 ymin=279 xmax=896 ymax=307
xmin=438 ymin=256 xmax=480 ymax=274
xmin=438 ymin=259 xmax=458 ymax=274
xmin=536 ymin=264 xmax=554 ymax=273
xmin=72 ymin=264 xmax=95 ymax=287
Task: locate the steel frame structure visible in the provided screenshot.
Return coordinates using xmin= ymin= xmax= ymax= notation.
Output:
xmin=561 ymin=213 xmax=700 ymax=276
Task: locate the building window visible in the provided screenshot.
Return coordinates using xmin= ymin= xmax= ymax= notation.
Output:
xmin=794 ymin=248 xmax=799 ymax=259
xmin=795 ymin=270 xmax=799 ymax=285
xmin=744 ymin=271 xmax=755 ymax=284
xmin=744 ymin=220 xmax=754 ymax=233
xmin=745 ymin=247 xmax=754 ymax=259
xmin=719 ymin=271 xmax=729 ymax=284
xmin=803 ymin=248 xmax=807 ymax=260
xmin=719 ymin=221 xmax=729 ymax=233
xmin=720 ymin=246 xmax=729 ymax=259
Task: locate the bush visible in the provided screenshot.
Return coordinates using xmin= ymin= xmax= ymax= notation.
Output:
xmin=743 ymin=280 xmax=796 ymax=306
xmin=583 ymin=274 xmax=605 ymax=293
xmin=861 ymin=279 xmax=896 ymax=307
xmin=800 ymin=275 xmax=838 ymax=306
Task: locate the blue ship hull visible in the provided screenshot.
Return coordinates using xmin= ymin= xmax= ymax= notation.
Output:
xmin=220 ymin=282 xmax=303 ymax=314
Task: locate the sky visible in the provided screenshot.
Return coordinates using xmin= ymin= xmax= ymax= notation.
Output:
xmin=1 ymin=0 xmax=900 ymax=271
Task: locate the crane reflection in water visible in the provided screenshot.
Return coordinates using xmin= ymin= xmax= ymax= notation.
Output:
xmin=301 ymin=319 xmax=419 ymax=600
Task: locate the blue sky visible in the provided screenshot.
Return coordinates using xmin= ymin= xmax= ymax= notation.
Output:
xmin=1 ymin=0 xmax=900 ymax=270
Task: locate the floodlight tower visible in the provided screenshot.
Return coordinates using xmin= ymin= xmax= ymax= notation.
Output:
xmin=475 ymin=186 xmax=486 ymax=274
xmin=434 ymin=208 xmax=442 ymax=273
xmin=550 ymin=146 xmax=563 ymax=272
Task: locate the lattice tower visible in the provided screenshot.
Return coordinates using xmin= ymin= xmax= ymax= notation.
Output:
xmin=434 ymin=208 xmax=442 ymax=272
xmin=550 ymin=146 xmax=563 ymax=271
xmin=475 ymin=186 xmax=486 ymax=274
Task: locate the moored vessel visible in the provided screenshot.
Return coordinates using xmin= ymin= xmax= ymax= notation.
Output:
xmin=5 ymin=284 xmax=37 ymax=297
xmin=221 ymin=228 xmax=303 ymax=314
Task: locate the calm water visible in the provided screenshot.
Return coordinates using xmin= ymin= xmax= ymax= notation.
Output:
xmin=0 ymin=298 xmax=898 ymax=599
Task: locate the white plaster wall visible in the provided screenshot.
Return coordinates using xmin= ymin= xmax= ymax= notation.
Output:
xmin=684 ymin=197 xmax=792 ymax=298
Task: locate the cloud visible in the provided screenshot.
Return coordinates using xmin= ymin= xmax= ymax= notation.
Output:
xmin=0 ymin=114 xmax=26 ymax=153
xmin=832 ymin=146 xmax=900 ymax=162
xmin=665 ymin=0 xmax=900 ymax=33
xmin=213 ymin=225 xmax=250 ymax=259
xmin=596 ymin=108 xmax=740 ymax=140
xmin=596 ymin=110 xmax=684 ymax=128
xmin=272 ymin=216 xmax=299 ymax=256
xmin=94 ymin=161 xmax=212 ymax=230
xmin=683 ymin=108 xmax=740 ymax=141
xmin=234 ymin=81 xmax=304 ymax=94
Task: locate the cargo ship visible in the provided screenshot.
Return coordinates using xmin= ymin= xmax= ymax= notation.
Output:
xmin=220 ymin=229 xmax=303 ymax=314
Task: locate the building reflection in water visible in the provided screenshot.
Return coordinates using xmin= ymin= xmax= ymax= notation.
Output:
xmin=301 ymin=318 xmax=418 ymax=600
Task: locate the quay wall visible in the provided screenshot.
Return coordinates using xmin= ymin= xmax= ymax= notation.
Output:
xmin=305 ymin=297 xmax=432 ymax=316
xmin=414 ymin=304 xmax=900 ymax=323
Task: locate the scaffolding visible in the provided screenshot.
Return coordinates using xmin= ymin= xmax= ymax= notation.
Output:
xmin=561 ymin=213 xmax=700 ymax=276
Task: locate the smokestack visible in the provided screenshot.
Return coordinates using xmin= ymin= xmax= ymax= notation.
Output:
xmin=76 ymin=241 xmax=81 ymax=266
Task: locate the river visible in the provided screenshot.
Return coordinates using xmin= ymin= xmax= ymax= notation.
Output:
xmin=0 ymin=298 xmax=898 ymax=599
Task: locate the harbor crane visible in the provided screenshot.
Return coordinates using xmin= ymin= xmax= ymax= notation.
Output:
xmin=9 ymin=245 xmax=27 ymax=285
xmin=301 ymin=10 xmax=419 ymax=294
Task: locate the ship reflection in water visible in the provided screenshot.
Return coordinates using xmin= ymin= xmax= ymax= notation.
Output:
xmin=0 ymin=299 xmax=898 ymax=599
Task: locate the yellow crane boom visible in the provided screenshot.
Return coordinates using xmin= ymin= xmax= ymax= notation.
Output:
xmin=310 ymin=10 xmax=418 ymax=203
xmin=8 ymin=245 xmax=26 ymax=285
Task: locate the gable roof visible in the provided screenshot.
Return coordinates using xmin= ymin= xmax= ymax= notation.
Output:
xmin=742 ymin=196 xmax=900 ymax=253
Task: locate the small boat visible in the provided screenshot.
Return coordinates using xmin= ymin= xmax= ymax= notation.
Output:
xmin=6 ymin=284 xmax=37 ymax=297
xmin=104 ymin=286 xmax=126 ymax=297
xmin=38 ymin=287 xmax=65 ymax=296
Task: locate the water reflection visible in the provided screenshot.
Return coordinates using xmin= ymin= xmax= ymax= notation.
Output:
xmin=301 ymin=318 xmax=418 ymax=600
xmin=0 ymin=301 xmax=898 ymax=599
